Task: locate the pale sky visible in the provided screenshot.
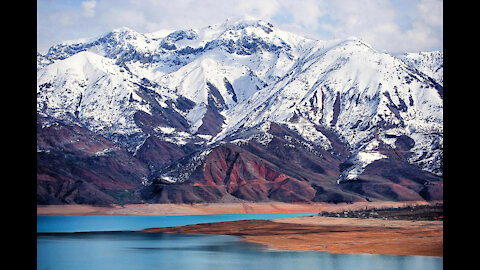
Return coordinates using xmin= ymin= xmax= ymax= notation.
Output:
xmin=37 ymin=0 xmax=443 ymax=54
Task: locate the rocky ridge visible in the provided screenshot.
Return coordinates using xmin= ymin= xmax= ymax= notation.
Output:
xmin=37 ymin=18 xmax=443 ymax=204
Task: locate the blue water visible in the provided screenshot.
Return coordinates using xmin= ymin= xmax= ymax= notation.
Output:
xmin=37 ymin=214 xmax=443 ymax=270
xmin=37 ymin=213 xmax=317 ymax=233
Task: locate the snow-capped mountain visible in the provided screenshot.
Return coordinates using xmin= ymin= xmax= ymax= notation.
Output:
xmin=37 ymin=18 xmax=443 ymax=204
xmin=398 ymin=51 xmax=443 ymax=85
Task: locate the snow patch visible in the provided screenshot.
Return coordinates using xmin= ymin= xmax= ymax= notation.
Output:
xmin=338 ymin=150 xmax=388 ymax=183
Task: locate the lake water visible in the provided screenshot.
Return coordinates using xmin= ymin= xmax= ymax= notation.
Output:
xmin=37 ymin=214 xmax=443 ymax=270
xmin=37 ymin=213 xmax=317 ymax=233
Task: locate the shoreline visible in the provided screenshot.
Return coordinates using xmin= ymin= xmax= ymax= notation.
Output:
xmin=143 ymin=215 xmax=443 ymax=257
xmin=37 ymin=201 xmax=443 ymax=257
xmin=37 ymin=200 xmax=440 ymax=216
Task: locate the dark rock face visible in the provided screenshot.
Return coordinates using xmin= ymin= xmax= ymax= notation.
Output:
xmin=37 ymin=109 xmax=442 ymax=204
xmin=196 ymin=82 xmax=226 ymax=136
xmin=37 ymin=108 xmax=442 ymax=205
xmin=134 ymin=136 xmax=187 ymax=171
xmin=137 ymin=122 xmax=441 ymax=204
xmin=339 ymin=153 xmax=442 ymax=202
xmin=141 ymin=143 xmax=319 ymax=203
xmin=37 ymin=115 xmax=149 ymax=205
xmin=224 ymin=78 xmax=237 ymax=102
xmin=330 ymin=92 xmax=341 ymax=126
xmin=36 ymin=23 xmax=442 ymax=205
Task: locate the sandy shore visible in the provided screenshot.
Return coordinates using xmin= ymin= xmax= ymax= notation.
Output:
xmin=38 ymin=201 xmax=442 ymax=257
xmin=143 ymin=215 xmax=443 ymax=257
xmin=37 ymin=200 xmax=438 ymax=216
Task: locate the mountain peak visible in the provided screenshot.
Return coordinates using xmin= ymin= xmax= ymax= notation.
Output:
xmin=221 ymin=16 xmax=274 ymax=31
xmin=111 ymin=26 xmax=137 ymax=33
xmin=103 ymin=26 xmax=145 ymax=40
xmin=37 ymin=18 xmax=443 ymax=205
xmin=222 ymin=15 xmax=265 ymax=25
xmin=340 ymin=37 xmax=376 ymax=51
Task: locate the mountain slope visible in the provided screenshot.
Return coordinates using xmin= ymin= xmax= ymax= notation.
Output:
xmin=37 ymin=18 xmax=443 ymax=204
xmin=398 ymin=51 xmax=443 ymax=85
xmin=217 ymin=38 xmax=443 ymax=180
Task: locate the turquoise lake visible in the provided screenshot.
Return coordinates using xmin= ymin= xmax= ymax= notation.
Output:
xmin=37 ymin=214 xmax=443 ymax=270
xmin=37 ymin=213 xmax=317 ymax=233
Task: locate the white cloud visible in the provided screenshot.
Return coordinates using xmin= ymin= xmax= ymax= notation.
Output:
xmin=37 ymin=0 xmax=442 ymax=54
xmin=310 ymin=0 xmax=442 ymax=53
xmin=82 ymin=0 xmax=97 ymax=17
xmin=417 ymin=0 xmax=443 ymax=27
xmin=48 ymin=12 xmax=73 ymax=27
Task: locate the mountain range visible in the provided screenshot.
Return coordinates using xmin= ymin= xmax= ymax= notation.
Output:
xmin=37 ymin=18 xmax=443 ymax=205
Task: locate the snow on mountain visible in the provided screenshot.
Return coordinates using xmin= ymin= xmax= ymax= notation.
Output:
xmin=215 ymin=37 xmax=443 ymax=179
xmin=398 ymin=51 xmax=443 ymax=85
xmin=37 ymin=18 xmax=443 ymax=186
xmin=37 ymin=51 xmax=153 ymax=149
xmin=44 ymin=27 xmax=158 ymax=62
xmin=37 ymin=52 xmax=52 ymax=70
